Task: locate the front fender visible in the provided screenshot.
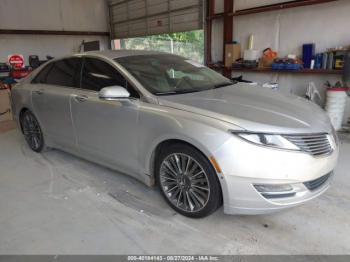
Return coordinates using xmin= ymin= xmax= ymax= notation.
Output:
xmin=137 ymin=102 xmax=242 ymax=182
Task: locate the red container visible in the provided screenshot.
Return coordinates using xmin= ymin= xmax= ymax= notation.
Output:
xmin=10 ymin=67 xmax=33 ymax=79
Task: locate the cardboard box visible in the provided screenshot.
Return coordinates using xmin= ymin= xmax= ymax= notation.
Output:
xmin=0 ymin=89 xmax=13 ymax=122
xmin=225 ymin=44 xmax=241 ymax=67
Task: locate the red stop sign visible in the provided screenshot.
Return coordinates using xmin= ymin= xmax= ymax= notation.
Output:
xmin=8 ymin=54 xmax=24 ymax=69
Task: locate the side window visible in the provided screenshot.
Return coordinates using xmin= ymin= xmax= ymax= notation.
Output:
xmin=45 ymin=58 xmax=82 ymax=87
xmin=81 ymin=58 xmax=139 ymax=98
xmin=32 ymin=63 xmax=53 ymax=84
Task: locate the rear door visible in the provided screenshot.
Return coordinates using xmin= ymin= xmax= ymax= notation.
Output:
xmin=31 ymin=58 xmax=82 ymax=150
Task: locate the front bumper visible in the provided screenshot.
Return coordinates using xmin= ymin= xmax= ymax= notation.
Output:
xmin=222 ymin=172 xmax=333 ymax=215
xmin=214 ymin=135 xmax=339 ymax=215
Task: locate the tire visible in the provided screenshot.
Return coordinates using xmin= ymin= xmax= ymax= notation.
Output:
xmin=20 ymin=110 xmax=45 ymax=152
xmin=156 ymin=143 xmax=222 ymax=218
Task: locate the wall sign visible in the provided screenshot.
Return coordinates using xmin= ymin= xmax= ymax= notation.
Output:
xmin=8 ymin=54 xmax=24 ymax=69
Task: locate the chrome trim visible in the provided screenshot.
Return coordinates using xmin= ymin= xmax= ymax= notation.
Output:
xmin=261 ymin=192 xmax=296 ymax=199
xmin=283 ymin=133 xmax=333 ymax=157
xmin=230 ymin=130 xmax=336 ymax=157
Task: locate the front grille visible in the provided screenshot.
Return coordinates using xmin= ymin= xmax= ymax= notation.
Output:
xmin=283 ymin=133 xmax=333 ymax=156
xmin=303 ymin=173 xmax=331 ymax=191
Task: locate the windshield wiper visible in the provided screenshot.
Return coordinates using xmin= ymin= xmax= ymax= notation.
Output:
xmin=155 ymin=89 xmax=201 ymax=96
xmin=155 ymin=81 xmax=238 ymax=95
xmin=214 ymin=81 xmax=237 ymax=89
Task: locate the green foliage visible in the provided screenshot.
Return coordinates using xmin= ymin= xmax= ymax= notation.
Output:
xmin=121 ymin=30 xmax=204 ymax=63
xmin=156 ymin=30 xmax=204 ymax=43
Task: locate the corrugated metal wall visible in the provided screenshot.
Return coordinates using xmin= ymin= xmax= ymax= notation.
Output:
xmin=0 ymin=0 xmax=109 ymax=31
xmin=109 ymin=0 xmax=203 ymax=39
xmin=0 ymin=0 xmax=110 ymax=61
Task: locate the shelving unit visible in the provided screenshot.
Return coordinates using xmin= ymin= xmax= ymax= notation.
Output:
xmin=205 ymin=0 xmax=341 ymax=76
xmin=232 ymin=68 xmax=342 ymax=75
xmin=208 ymin=64 xmax=343 ymax=75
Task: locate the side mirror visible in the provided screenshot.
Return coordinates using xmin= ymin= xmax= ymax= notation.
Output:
xmin=99 ymin=86 xmax=130 ymax=100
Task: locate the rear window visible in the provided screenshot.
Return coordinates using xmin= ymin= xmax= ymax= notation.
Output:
xmin=32 ymin=58 xmax=82 ymax=88
xmin=32 ymin=63 xmax=53 ymax=84
xmin=45 ymin=58 xmax=82 ymax=87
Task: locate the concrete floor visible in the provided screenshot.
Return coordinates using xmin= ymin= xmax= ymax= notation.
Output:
xmin=0 ymin=120 xmax=16 ymax=134
xmin=0 ymin=129 xmax=349 ymax=255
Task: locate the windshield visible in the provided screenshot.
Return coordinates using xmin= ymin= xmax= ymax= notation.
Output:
xmin=115 ymin=55 xmax=233 ymax=95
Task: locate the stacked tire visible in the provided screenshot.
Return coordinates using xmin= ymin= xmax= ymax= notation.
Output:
xmin=325 ymin=87 xmax=349 ymax=130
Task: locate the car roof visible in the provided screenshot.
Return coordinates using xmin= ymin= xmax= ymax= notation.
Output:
xmin=80 ymin=49 xmax=170 ymax=59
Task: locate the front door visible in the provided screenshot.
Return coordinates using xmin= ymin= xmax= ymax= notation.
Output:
xmin=70 ymin=57 xmax=140 ymax=175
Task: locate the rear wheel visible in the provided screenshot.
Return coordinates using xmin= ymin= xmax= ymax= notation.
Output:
xmin=20 ymin=110 xmax=45 ymax=152
xmin=156 ymin=143 xmax=222 ymax=218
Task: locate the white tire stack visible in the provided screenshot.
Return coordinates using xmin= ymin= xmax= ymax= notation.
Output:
xmin=325 ymin=87 xmax=349 ymax=130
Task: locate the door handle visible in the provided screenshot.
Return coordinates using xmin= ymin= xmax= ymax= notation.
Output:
xmin=74 ymin=94 xmax=88 ymax=102
xmin=33 ymin=90 xmax=44 ymax=95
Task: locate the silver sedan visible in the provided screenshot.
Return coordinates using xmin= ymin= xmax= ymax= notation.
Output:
xmin=11 ymin=50 xmax=339 ymax=218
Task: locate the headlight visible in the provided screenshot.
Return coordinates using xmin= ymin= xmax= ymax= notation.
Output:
xmin=232 ymin=131 xmax=300 ymax=150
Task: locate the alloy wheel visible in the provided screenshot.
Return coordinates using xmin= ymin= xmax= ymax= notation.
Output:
xmin=159 ymin=153 xmax=210 ymax=213
xmin=21 ymin=112 xmax=43 ymax=151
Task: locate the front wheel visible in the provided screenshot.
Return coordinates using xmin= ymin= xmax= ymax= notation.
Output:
xmin=156 ymin=143 xmax=222 ymax=218
xmin=20 ymin=110 xmax=45 ymax=152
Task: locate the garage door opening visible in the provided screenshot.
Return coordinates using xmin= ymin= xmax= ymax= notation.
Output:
xmin=112 ymin=29 xmax=204 ymax=63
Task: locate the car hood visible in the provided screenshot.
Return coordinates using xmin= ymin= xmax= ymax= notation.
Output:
xmin=158 ymin=83 xmax=332 ymax=134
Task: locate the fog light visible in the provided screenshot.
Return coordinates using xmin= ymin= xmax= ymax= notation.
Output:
xmin=254 ymin=184 xmax=296 ymax=199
